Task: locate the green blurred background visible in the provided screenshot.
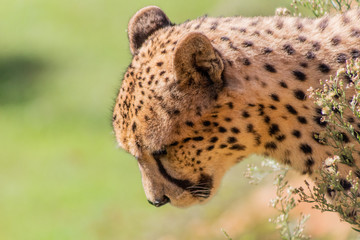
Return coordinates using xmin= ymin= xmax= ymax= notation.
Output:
xmin=1 ymin=0 xmax=356 ymax=239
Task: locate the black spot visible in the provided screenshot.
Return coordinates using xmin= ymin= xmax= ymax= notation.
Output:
xmin=226 ymin=102 xmax=234 ymax=109
xmin=170 ymin=141 xmax=179 ymax=146
xmin=220 ymin=36 xmax=230 ymax=41
xmin=285 ymin=104 xmax=298 ymax=115
xmin=269 ymin=124 xmax=279 ymax=136
xmin=262 ymin=47 xmax=273 ymax=54
xmin=183 ymin=137 xmax=191 ymax=143
xmin=202 ymin=121 xmax=211 ymax=126
xmin=300 ymin=143 xmax=312 ymax=154
xmin=196 ymin=149 xmax=202 ymax=156
xmin=326 ymin=187 xmax=336 ymax=198
xmin=297 ymin=116 xmax=307 ymax=124
xmin=312 ymin=41 xmax=321 ymax=51
xmin=247 ymin=124 xmax=254 ymax=133
xmin=340 ymin=178 xmax=352 ymax=190
xmin=242 ymin=41 xmax=253 ymax=47
xmin=231 ymin=127 xmax=240 ymax=134
xmin=355 ymin=170 xmax=360 ymax=179
xmin=207 ymin=145 xmax=215 ymax=151
xmin=218 ymin=127 xmax=227 ymax=133
xmin=306 ymin=158 xmax=314 ymax=166
xmin=331 ymin=37 xmax=341 ymax=46
xmin=318 ymin=18 xmax=328 ymax=31
xmin=254 ymin=134 xmax=262 ymax=146
xmin=351 ymin=49 xmax=360 ymax=59
xmin=264 ymin=115 xmax=270 ymax=123
xmin=210 ymin=22 xmax=218 ymax=30
xmin=258 ymin=104 xmax=265 ymax=115
xmin=229 ymin=144 xmax=246 ymax=151
xmin=210 ymin=137 xmax=218 ymax=143
xmin=276 ymin=135 xmax=286 ymax=142
xmin=265 ymin=141 xmax=277 ymax=150
xmin=270 ymin=94 xmax=280 ymax=102
xmin=300 ymin=62 xmax=308 ymax=68
xmin=276 ymin=19 xmax=284 ymax=29
xmin=242 ymin=111 xmax=250 ymax=118
xmin=283 ymin=44 xmax=295 ymax=55
xmin=306 ymin=51 xmax=315 ymax=59
xmin=344 ymin=75 xmax=353 ymax=84
xmin=185 ymin=121 xmax=194 ymax=127
xmin=269 ymin=105 xmax=277 ymax=110
xmin=298 ymin=36 xmax=307 ymax=42
xmin=264 ymin=64 xmax=277 ymax=73
xmin=193 ymin=136 xmax=204 ymax=141
xmin=227 ymin=137 xmax=237 ymax=144
xmin=312 ymin=132 xmax=325 ymax=145
xmin=284 ymin=158 xmax=291 ymax=165
xmin=340 ymin=154 xmax=352 ymax=164
xmin=318 ymin=63 xmax=331 ymax=73
xmin=132 ymin=122 xmax=137 ymax=132
xmin=156 ymin=62 xmax=163 ymax=67
xmin=292 ymin=130 xmax=301 ymax=138
xmin=219 ymin=144 xmax=228 ymax=149
xmin=241 ymin=58 xmax=251 ymax=66
xmin=294 ymin=90 xmax=306 ymax=100
xmin=315 ymin=107 xmax=322 ymax=115
xmin=279 ymin=81 xmax=288 ymax=88
xmin=351 ymin=28 xmax=360 ymax=38
xmin=313 ymin=116 xmax=327 ymax=127
xmin=338 ymin=132 xmax=350 ymax=143
xmin=293 ymin=70 xmax=307 ymax=81
xmin=336 ymin=53 xmax=348 ymax=63
xmin=224 ymin=117 xmax=232 ymax=122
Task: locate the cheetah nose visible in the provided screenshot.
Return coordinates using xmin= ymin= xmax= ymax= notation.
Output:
xmin=147 ymin=195 xmax=170 ymax=207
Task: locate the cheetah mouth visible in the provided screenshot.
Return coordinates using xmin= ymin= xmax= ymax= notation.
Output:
xmin=152 ymin=151 xmax=213 ymax=199
xmin=186 ymin=174 xmax=213 ymax=199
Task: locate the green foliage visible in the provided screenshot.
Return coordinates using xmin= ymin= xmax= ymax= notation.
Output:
xmin=270 ymin=168 xmax=310 ymax=240
xmin=304 ymin=59 xmax=360 ymax=227
xmin=308 ymin=60 xmax=360 ymax=166
xmin=245 ymin=159 xmax=310 ymax=240
xmin=290 ymin=0 xmax=360 ymax=16
xmin=221 ymin=229 xmax=233 ymax=240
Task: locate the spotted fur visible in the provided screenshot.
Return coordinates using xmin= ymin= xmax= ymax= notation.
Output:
xmin=113 ymin=6 xmax=360 ymax=207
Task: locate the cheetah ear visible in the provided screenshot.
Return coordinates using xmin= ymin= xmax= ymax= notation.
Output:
xmin=173 ymin=32 xmax=224 ymax=90
xmin=128 ymin=6 xmax=172 ymax=55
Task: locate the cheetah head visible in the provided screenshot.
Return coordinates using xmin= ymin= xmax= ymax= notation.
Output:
xmin=113 ymin=6 xmax=242 ymax=207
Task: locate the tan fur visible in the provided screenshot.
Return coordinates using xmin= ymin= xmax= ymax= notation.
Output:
xmin=113 ymin=6 xmax=360 ymax=207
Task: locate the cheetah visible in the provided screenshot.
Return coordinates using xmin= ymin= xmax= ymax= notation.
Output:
xmin=112 ymin=6 xmax=360 ymax=208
